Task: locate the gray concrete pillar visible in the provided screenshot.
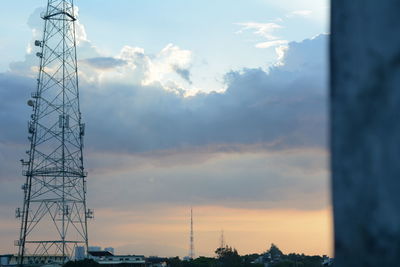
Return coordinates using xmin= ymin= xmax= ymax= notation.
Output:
xmin=331 ymin=1 xmax=400 ymax=266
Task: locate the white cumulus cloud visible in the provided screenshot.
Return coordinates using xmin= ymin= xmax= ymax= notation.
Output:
xmin=235 ymin=21 xmax=288 ymax=50
xmin=19 ymin=7 xmax=196 ymax=95
xmin=143 ymin=43 xmax=193 ymax=87
xmin=236 ymin=22 xmax=282 ymax=40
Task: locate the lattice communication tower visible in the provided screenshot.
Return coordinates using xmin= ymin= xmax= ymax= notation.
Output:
xmin=189 ymin=208 xmax=195 ymax=259
xmin=15 ymin=0 xmax=92 ymax=265
xmin=219 ymin=230 xmax=225 ymax=249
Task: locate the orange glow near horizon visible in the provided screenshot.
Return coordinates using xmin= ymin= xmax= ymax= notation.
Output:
xmin=89 ymin=205 xmax=333 ymax=258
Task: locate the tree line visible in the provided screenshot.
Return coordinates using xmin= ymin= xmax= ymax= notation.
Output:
xmin=63 ymin=244 xmax=329 ymax=267
xmin=166 ymin=244 xmax=326 ymax=267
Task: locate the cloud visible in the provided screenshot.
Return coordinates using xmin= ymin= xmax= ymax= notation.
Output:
xmin=0 ymin=73 xmax=33 ymax=143
xmin=1 ymin=32 xmax=328 ymax=206
xmin=172 ymin=66 xmax=192 ymax=84
xmin=87 ymin=148 xmax=329 ymax=211
xmin=0 ymin=7 xmax=330 ymax=256
xmin=81 ymin=57 xmax=127 ymax=70
xmin=1 ymin=34 xmax=328 ymax=154
xmin=73 ymin=7 xmax=89 ymax=44
xmin=77 ymin=43 xmax=194 ymax=93
xmin=235 ymin=22 xmax=288 ymax=49
xmin=142 ymin=43 xmax=193 ymax=87
xmin=255 ymin=40 xmax=289 ymax=49
xmin=235 ymin=22 xmax=282 ymax=39
xmin=0 ymin=4 xmax=328 ymax=230
xmin=15 ymin=11 xmax=195 ymax=94
xmin=287 ymin=10 xmax=313 ymax=18
xmin=277 ymin=34 xmax=326 ymax=72
xmin=0 ymin=32 xmax=328 ymax=214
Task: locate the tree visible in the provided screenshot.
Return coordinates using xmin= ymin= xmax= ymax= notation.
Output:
xmin=267 ymin=243 xmax=283 ymax=260
xmin=215 ymin=246 xmax=241 ymax=267
xmin=166 ymin=256 xmax=217 ymax=267
xmin=271 ymin=260 xmax=295 ymax=267
xmin=190 ymin=256 xmax=217 ymax=267
xmin=241 ymin=253 xmax=263 ymax=267
xmin=166 ymin=256 xmax=183 ymax=267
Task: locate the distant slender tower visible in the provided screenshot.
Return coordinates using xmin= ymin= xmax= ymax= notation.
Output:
xmin=189 ymin=208 xmax=195 ymax=259
xmin=15 ymin=0 xmax=92 ymax=265
xmin=219 ymin=230 xmax=225 ymax=248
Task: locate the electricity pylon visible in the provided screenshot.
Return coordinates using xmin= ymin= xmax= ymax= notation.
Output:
xmin=16 ymin=0 xmax=92 ymax=265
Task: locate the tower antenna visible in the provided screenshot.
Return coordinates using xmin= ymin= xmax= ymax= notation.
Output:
xmin=16 ymin=1 xmax=92 ymax=265
xmin=220 ymin=229 xmax=225 ymax=248
xmin=189 ymin=207 xmax=195 ymax=259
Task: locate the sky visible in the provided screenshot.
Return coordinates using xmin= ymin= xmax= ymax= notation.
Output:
xmin=0 ymin=0 xmax=330 ymax=258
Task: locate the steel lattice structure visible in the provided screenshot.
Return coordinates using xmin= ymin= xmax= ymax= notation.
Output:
xmin=16 ymin=0 xmax=92 ymax=265
xmin=189 ymin=208 xmax=194 ymax=259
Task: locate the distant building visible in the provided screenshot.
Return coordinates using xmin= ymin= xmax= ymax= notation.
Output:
xmin=0 ymin=254 xmax=68 ymax=266
xmin=104 ymin=247 xmax=115 ymax=254
xmin=75 ymin=246 xmax=86 ymax=261
xmin=251 ymin=253 xmax=272 ymax=266
xmin=88 ymin=251 xmax=145 ymax=266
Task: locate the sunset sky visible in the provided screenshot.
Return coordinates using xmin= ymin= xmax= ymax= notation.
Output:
xmin=0 ymin=0 xmax=330 ymax=258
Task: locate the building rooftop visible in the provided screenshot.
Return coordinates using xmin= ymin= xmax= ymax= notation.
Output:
xmin=88 ymin=251 xmax=114 ymax=257
xmin=88 ymin=251 xmax=145 ymax=258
